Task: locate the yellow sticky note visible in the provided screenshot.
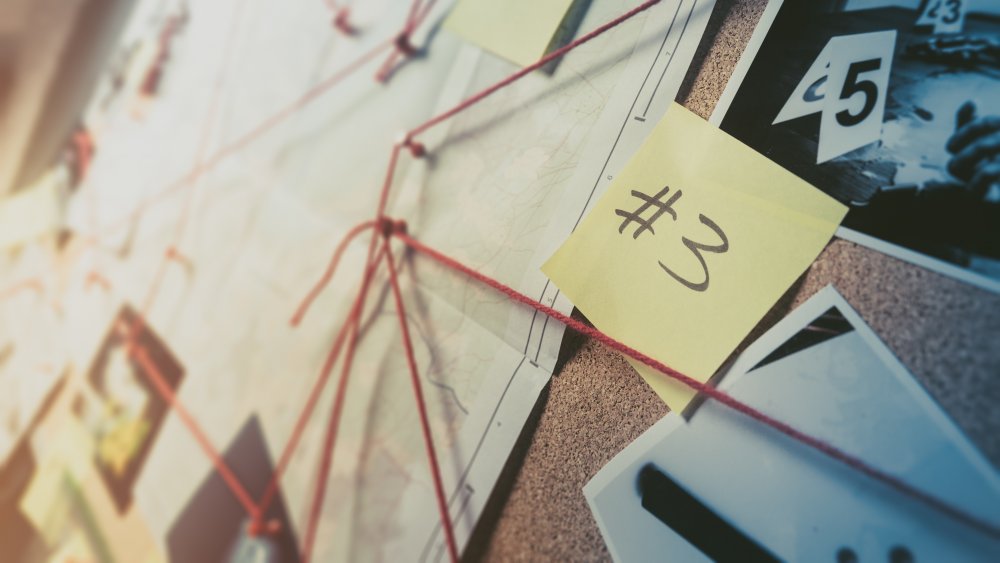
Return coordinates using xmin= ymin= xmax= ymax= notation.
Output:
xmin=445 ymin=0 xmax=575 ymax=67
xmin=20 ymin=418 xmax=96 ymax=545
xmin=0 ymin=168 xmax=66 ymax=250
xmin=543 ymin=103 xmax=846 ymax=411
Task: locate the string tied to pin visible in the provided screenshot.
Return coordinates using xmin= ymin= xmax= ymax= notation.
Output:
xmin=247 ymin=517 xmax=282 ymax=538
xmin=394 ymin=32 xmax=418 ymax=57
xmin=400 ymin=134 xmax=426 ymax=158
xmin=332 ymin=8 xmax=355 ymax=34
xmin=378 ymin=217 xmax=408 ymax=239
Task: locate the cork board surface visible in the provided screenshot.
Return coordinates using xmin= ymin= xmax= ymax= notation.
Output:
xmin=465 ymin=0 xmax=1000 ymax=560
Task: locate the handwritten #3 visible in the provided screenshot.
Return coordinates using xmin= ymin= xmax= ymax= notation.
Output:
xmin=615 ymin=185 xmax=729 ymax=292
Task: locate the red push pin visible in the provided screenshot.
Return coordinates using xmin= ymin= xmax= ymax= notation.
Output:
xmin=399 ymin=134 xmax=426 ymax=158
xmin=393 ymin=32 xmax=418 ymax=58
xmin=375 ymin=31 xmax=420 ymax=82
xmin=378 ymin=217 xmax=408 ymax=239
xmin=332 ymin=8 xmax=355 ymax=35
xmin=247 ymin=517 xmax=282 ymax=537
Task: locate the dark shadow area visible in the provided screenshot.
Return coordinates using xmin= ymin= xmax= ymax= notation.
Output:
xmin=375 ymin=6 xmax=449 ymax=84
xmin=15 ymin=0 xmax=140 ymax=191
xmin=460 ymin=379 xmax=552 ymax=563
xmin=0 ymin=374 xmax=67 ymax=563
xmin=166 ymin=415 xmax=300 ymax=563
xmin=540 ymin=0 xmax=595 ymax=75
xmin=682 ymin=270 xmax=807 ymax=420
xmin=553 ymin=308 xmax=593 ymax=377
xmin=432 ymin=22 xmax=671 ymax=155
xmin=0 ymin=441 xmax=46 ymax=563
xmin=675 ymin=0 xmax=738 ymax=107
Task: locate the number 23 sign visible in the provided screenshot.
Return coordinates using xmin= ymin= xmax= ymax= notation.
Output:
xmin=773 ymin=31 xmax=896 ymax=164
xmin=916 ymin=0 xmax=966 ymax=35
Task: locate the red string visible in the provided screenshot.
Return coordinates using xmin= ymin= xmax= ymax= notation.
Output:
xmin=72 ymin=128 xmax=96 ymax=186
xmin=333 ymin=8 xmax=355 ymax=35
xmin=290 ymin=220 xmax=377 ymax=327
xmin=325 ymin=0 xmax=356 ymax=34
xmin=0 ymin=278 xmax=43 ymax=301
xmin=80 ymin=126 xmax=107 ymax=289
xmin=383 ymin=240 xmax=459 ymax=563
xmin=404 ymin=0 xmax=426 ymax=29
xmin=406 ymin=0 xmax=662 ymax=140
xmin=374 ymin=0 xmax=439 ymax=81
xmin=82 ymin=35 xmax=395 ymax=252
xmin=387 ymin=226 xmax=1000 ymax=540
xmin=256 ymin=229 xmax=384 ymax=519
xmin=85 ymin=271 xmax=112 ymax=292
xmin=139 ymin=0 xmax=248 ymax=317
xmin=300 ymin=239 xmax=392 ymax=563
xmin=139 ymin=15 xmax=184 ymax=98
xmin=126 ymin=322 xmax=262 ymax=521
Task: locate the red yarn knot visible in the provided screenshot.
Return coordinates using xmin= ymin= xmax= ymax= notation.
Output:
xmin=86 ymin=271 xmax=111 ymax=291
xmin=402 ymin=135 xmax=426 ymax=158
xmin=332 ymin=8 xmax=355 ymax=34
xmin=378 ymin=217 xmax=408 ymax=239
xmin=394 ymin=32 xmax=418 ymax=57
xmin=247 ymin=517 xmax=282 ymax=538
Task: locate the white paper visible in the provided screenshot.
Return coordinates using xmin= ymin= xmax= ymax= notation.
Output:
xmin=817 ymin=31 xmax=896 ymax=164
xmin=586 ymin=286 xmax=1000 ymax=562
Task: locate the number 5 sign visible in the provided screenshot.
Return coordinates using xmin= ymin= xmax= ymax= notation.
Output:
xmin=773 ymin=31 xmax=896 ymax=164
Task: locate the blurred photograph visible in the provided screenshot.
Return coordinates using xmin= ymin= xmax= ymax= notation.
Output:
xmin=715 ymin=0 xmax=1000 ymax=289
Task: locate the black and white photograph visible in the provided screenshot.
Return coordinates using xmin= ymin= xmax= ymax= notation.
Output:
xmin=584 ymin=287 xmax=1000 ymax=561
xmin=712 ymin=0 xmax=1000 ymax=290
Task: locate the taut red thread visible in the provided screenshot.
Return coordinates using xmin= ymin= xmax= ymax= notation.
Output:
xmin=406 ymin=0 xmax=663 ymax=141
xmin=389 ymin=226 xmax=1000 ymax=540
xmin=257 ymin=237 xmax=387 ymax=520
xmin=375 ymin=0 xmax=438 ymax=82
xmin=300 ymin=239 xmax=392 ymax=563
xmin=0 ymin=278 xmax=43 ymax=301
xmin=84 ymin=35 xmax=396 ymax=251
xmin=126 ymin=323 xmax=261 ymax=521
xmin=290 ymin=220 xmax=377 ymax=327
xmin=139 ymin=0 xmax=249 ymax=318
xmin=85 ymin=271 xmax=111 ymax=292
xmin=71 ymin=127 xmax=96 ymax=185
xmin=140 ymin=11 xmax=189 ymax=98
xmin=383 ymin=242 xmax=459 ymax=562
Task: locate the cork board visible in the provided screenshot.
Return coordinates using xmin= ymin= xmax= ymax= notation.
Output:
xmin=465 ymin=0 xmax=1000 ymax=560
